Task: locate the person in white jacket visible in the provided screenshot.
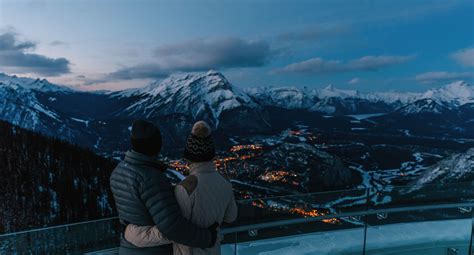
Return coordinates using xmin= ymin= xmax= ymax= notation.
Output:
xmin=124 ymin=121 xmax=238 ymax=255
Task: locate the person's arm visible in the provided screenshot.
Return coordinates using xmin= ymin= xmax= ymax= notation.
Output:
xmin=223 ymin=188 xmax=238 ymax=223
xmin=124 ymin=184 xmax=193 ymax=248
xmin=124 ymin=224 xmax=171 ymax=247
xmin=139 ymin=172 xmax=215 ymax=248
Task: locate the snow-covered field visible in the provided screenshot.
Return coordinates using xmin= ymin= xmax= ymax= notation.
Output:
xmin=347 ymin=113 xmax=386 ymax=120
xmin=221 ymin=219 xmax=471 ymax=255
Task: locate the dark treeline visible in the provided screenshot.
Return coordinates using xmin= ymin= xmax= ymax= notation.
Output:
xmin=0 ymin=121 xmax=117 ymax=234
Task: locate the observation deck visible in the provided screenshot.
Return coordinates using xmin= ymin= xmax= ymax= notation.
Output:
xmin=1 ymin=183 xmax=473 ymax=255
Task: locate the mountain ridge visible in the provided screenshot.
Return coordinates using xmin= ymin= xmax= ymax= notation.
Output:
xmin=2 ymin=71 xmax=472 ymax=115
xmin=0 ymin=71 xmax=473 ymax=156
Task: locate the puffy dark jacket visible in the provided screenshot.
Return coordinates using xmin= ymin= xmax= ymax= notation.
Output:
xmin=110 ymin=151 xmax=213 ymax=255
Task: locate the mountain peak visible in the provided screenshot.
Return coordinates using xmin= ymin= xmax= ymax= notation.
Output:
xmin=0 ymin=73 xmax=72 ymax=93
xmin=117 ymin=71 xmax=257 ymax=126
xmin=206 ymin=69 xmax=222 ymax=76
xmin=318 ymin=85 xmax=359 ymax=99
xmin=324 ymin=84 xmax=335 ymax=90
xmin=421 ymin=81 xmax=473 ymax=106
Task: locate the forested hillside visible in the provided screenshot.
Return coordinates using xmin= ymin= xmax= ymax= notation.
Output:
xmin=0 ymin=121 xmax=117 ymax=233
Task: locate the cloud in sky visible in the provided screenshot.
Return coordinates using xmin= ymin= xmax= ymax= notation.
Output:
xmin=106 ymin=63 xmax=171 ymax=80
xmin=276 ymin=24 xmax=348 ymax=42
xmin=0 ymin=32 xmax=70 ymax=76
xmin=451 ymin=47 xmax=474 ymax=67
xmin=49 ymin=40 xmax=69 ymax=47
xmin=348 ymin=77 xmax=360 ymax=85
xmin=415 ymin=71 xmax=473 ymax=84
xmin=273 ymin=55 xmax=414 ymax=74
xmin=107 ymin=37 xmax=272 ymax=80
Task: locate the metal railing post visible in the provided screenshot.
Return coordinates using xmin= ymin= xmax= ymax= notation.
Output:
xmin=469 ymin=207 xmax=474 ymax=255
xmin=234 ymin=233 xmax=238 ymax=255
xmin=362 ymin=187 xmax=370 ymax=255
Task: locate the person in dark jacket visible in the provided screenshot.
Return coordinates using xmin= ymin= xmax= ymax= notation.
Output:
xmin=110 ymin=120 xmax=217 ymax=255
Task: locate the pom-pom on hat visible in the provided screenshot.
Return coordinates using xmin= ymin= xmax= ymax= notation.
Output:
xmin=184 ymin=121 xmax=215 ymax=162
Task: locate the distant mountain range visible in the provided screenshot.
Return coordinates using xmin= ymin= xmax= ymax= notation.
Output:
xmin=0 ymin=70 xmax=473 ymax=157
xmin=246 ymin=80 xmax=473 ymax=114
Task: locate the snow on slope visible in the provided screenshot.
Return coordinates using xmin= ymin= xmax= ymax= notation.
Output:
xmin=245 ymin=86 xmax=317 ymax=109
xmin=246 ymin=80 xmax=473 ymax=115
xmin=0 ymin=73 xmax=72 ymax=93
xmin=367 ymin=91 xmax=420 ymax=104
xmin=420 ymin=81 xmax=474 ymax=106
xmin=395 ymin=98 xmax=452 ymax=115
xmin=407 ymin=148 xmax=474 ymax=192
xmin=393 ymin=82 xmax=474 ymax=115
xmin=0 ymin=73 xmax=73 ymax=129
xmin=116 ymin=70 xmax=259 ymax=126
xmin=316 ymin=84 xmax=361 ymax=99
xmin=246 ymin=85 xmax=361 ymax=109
xmin=0 ymin=81 xmax=63 ymax=130
xmin=246 ymin=85 xmax=376 ymax=115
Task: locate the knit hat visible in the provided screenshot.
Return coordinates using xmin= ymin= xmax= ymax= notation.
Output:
xmin=130 ymin=120 xmax=162 ymax=156
xmin=183 ymin=121 xmax=216 ymax=162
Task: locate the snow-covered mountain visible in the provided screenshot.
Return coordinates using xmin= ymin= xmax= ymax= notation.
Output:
xmin=0 ymin=70 xmax=473 ymax=155
xmin=366 ymin=91 xmax=420 ymax=105
xmin=247 ymin=85 xmax=393 ymax=114
xmin=0 ymin=73 xmax=72 ymax=93
xmin=247 ymin=81 xmax=473 ymax=115
xmin=395 ymin=98 xmax=453 ymax=115
xmin=407 ymin=148 xmax=474 ymax=193
xmin=392 ymin=81 xmax=474 ymax=116
xmin=113 ymin=71 xmax=261 ymax=128
xmin=0 ymin=80 xmax=65 ymax=132
xmin=0 ymin=76 xmax=104 ymax=151
xmin=246 ymin=86 xmax=317 ymax=109
xmin=316 ymin=85 xmax=362 ymax=99
xmin=0 ymin=73 xmax=75 ymax=132
xmin=420 ymin=81 xmax=474 ymax=106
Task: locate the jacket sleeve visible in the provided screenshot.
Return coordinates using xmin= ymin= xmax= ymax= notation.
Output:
xmin=174 ymin=185 xmax=193 ymax=219
xmin=139 ymin=171 xmax=212 ymax=248
xmin=223 ymin=187 xmax=238 ymax=223
xmin=124 ymin=224 xmax=171 ymax=247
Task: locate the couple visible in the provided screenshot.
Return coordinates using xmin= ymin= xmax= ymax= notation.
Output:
xmin=110 ymin=120 xmax=237 ymax=255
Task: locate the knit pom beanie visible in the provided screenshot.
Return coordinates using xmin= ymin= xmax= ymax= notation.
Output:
xmin=183 ymin=121 xmax=215 ymax=162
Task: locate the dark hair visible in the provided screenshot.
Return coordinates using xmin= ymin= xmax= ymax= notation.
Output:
xmin=131 ymin=132 xmax=162 ymax=156
xmin=130 ymin=120 xmax=162 ymax=156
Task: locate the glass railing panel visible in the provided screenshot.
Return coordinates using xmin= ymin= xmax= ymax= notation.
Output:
xmin=223 ymin=190 xmax=369 ymax=255
xmin=364 ymin=182 xmax=474 ymax=254
xmin=0 ymin=217 xmax=120 ymax=254
xmin=233 ymin=187 xmax=369 ymax=227
xmin=368 ymin=182 xmax=474 ymax=227
xmin=230 ymin=216 xmax=366 ymax=255
xmin=2 ymin=183 xmax=474 ymax=254
xmin=365 ymin=207 xmax=473 ymax=255
xmin=221 ymin=232 xmax=237 ymax=255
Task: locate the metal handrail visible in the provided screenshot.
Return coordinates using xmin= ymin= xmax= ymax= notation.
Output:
xmin=1 ymin=202 xmax=472 ymax=238
xmin=221 ymin=202 xmax=474 ymax=234
xmin=0 ymin=216 xmax=119 ymax=238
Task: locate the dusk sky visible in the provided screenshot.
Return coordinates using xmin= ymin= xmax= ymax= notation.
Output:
xmin=0 ymin=0 xmax=473 ymax=92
